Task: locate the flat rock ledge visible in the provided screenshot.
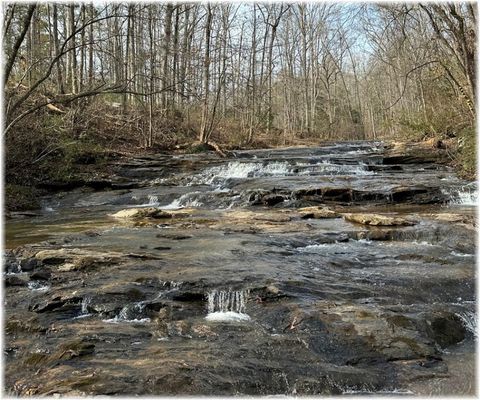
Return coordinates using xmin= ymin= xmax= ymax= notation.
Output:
xmin=110 ymin=207 xmax=179 ymax=220
xmin=298 ymin=206 xmax=339 ymax=219
xmin=342 ymin=213 xmax=415 ymax=226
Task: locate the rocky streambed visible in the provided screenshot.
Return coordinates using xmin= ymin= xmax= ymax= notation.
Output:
xmin=4 ymin=141 xmax=477 ymax=396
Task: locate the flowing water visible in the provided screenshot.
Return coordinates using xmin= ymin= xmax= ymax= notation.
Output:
xmin=4 ymin=141 xmax=477 ymax=395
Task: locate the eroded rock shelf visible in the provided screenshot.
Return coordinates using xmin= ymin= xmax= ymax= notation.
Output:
xmin=4 ymin=141 xmax=477 ymax=396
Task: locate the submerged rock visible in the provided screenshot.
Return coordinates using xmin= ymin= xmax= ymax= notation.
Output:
xmin=20 ymin=258 xmax=39 ymax=272
xmin=5 ymin=275 xmax=27 ymax=287
xmin=30 ymin=269 xmax=52 ymax=281
xmin=34 ymin=248 xmax=123 ymax=271
xmin=342 ymin=213 xmax=415 ymax=226
xmin=425 ymin=312 xmax=466 ymax=348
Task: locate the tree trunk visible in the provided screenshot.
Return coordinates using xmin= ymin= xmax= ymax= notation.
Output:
xmin=162 ymin=4 xmax=174 ymax=111
xmin=199 ymin=4 xmax=213 ymax=143
xmin=4 ymin=4 xmax=36 ymax=86
xmin=69 ymin=4 xmax=78 ymax=94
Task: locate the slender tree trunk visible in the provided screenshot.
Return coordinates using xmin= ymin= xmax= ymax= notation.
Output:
xmin=179 ymin=6 xmax=190 ymax=103
xmin=248 ymin=4 xmax=257 ymax=143
xmin=79 ymin=4 xmax=86 ymax=92
xmin=172 ymin=6 xmax=180 ymax=106
xmin=199 ymin=4 xmax=213 ymax=143
xmin=4 ymin=4 xmax=36 ymax=86
xmin=148 ymin=5 xmax=155 ymax=148
xmin=69 ymin=4 xmax=78 ymax=94
xmin=88 ymin=5 xmax=94 ymax=87
xmin=162 ymin=4 xmax=174 ymax=111
xmin=123 ymin=4 xmax=132 ymax=113
xmin=52 ymin=4 xmax=65 ymax=94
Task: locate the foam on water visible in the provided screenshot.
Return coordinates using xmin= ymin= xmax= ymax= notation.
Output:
xmin=205 ymin=311 xmax=251 ymax=322
xmin=103 ymin=317 xmax=151 ymax=324
xmin=451 ymin=251 xmax=474 ymax=258
xmin=27 ymin=281 xmax=50 ymax=291
xmin=298 ymin=242 xmax=350 ymax=253
xmin=342 ymin=389 xmax=414 ymax=395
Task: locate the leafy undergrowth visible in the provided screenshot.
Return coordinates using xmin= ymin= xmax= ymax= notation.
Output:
xmin=5 ymin=184 xmax=40 ymax=212
xmin=456 ymin=127 xmax=476 ymax=180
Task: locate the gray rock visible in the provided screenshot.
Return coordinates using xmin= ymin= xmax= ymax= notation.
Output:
xmin=20 ymin=258 xmax=39 ymax=272
xmin=30 ymin=269 xmax=52 ymax=281
xmin=5 ymin=275 xmax=27 ymax=287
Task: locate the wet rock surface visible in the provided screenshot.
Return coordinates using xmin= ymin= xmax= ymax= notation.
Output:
xmin=342 ymin=213 xmax=415 ymax=226
xmin=4 ymin=141 xmax=476 ymax=395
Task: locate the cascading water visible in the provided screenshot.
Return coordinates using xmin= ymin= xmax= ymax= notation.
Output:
xmin=161 ymin=192 xmax=204 ymax=209
xmin=103 ymin=302 xmax=150 ymax=324
xmin=189 ymin=161 xmax=291 ymax=185
xmin=189 ymin=159 xmax=374 ymax=186
xmin=443 ymin=184 xmax=478 ymax=206
xmin=302 ymin=160 xmax=374 ymax=176
xmin=146 ymin=195 xmax=160 ymax=206
xmin=72 ymin=296 xmax=92 ymax=319
xmin=205 ymin=289 xmax=250 ymax=322
xmin=81 ymin=296 xmax=91 ymax=314
xmin=456 ymin=311 xmax=477 ymax=337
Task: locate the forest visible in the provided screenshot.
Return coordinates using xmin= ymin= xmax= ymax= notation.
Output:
xmin=3 ymin=2 xmax=477 ymax=210
xmin=3 ymin=2 xmax=478 ymax=396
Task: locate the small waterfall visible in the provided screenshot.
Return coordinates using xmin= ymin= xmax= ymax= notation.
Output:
xmin=444 ymin=184 xmax=478 ymax=206
xmin=72 ymin=296 xmax=92 ymax=319
xmin=103 ymin=302 xmax=150 ymax=324
xmin=316 ymin=160 xmax=374 ymax=176
xmin=161 ymin=192 xmax=204 ymax=209
xmin=205 ymin=289 xmax=250 ymax=322
xmin=162 ymin=280 xmax=182 ymax=289
xmin=81 ymin=296 xmax=91 ymax=314
xmin=131 ymin=194 xmax=160 ymax=207
xmin=147 ymin=195 xmax=160 ymax=206
xmin=456 ymin=311 xmax=477 ymax=337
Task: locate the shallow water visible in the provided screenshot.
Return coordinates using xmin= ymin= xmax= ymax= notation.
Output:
xmin=4 ymin=141 xmax=476 ymax=396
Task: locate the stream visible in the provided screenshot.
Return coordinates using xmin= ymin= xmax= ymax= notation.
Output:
xmin=4 ymin=141 xmax=477 ymax=395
